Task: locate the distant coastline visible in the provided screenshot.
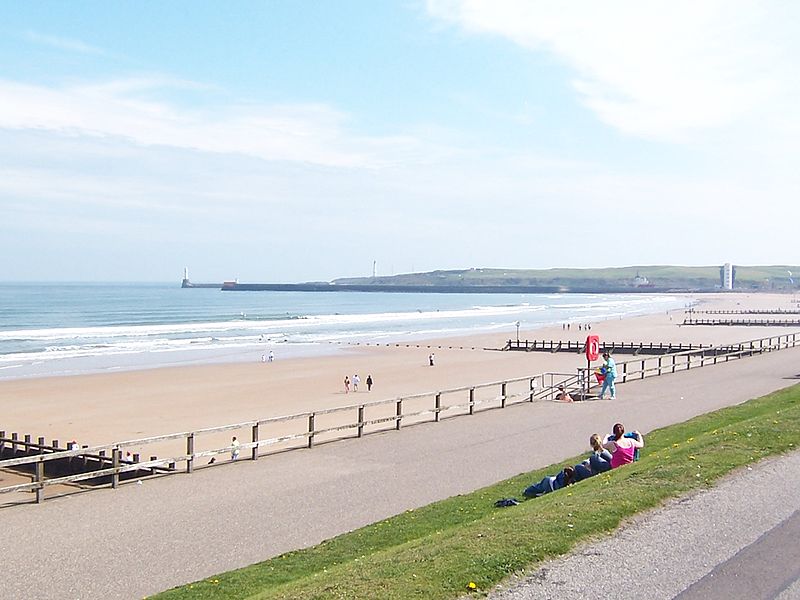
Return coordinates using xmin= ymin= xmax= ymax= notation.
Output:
xmin=182 ymin=264 xmax=800 ymax=293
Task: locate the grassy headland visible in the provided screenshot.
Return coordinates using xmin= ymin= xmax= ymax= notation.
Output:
xmin=334 ymin=265 xmax=800 ymax=292
xmin=154 ymin=383 xmax=800 ymax=600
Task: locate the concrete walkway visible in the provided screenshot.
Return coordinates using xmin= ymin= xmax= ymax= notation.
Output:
xmin=1 ymin=348 xmax=799 ymax=599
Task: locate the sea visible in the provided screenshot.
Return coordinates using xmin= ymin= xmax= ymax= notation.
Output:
xmin=0 ymin=283 xmax=690 ymax=380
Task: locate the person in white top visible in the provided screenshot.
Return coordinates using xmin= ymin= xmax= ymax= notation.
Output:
xmin=230 ymin=436 xmax=240 ymax=461
xmin=352 ymin=374 xmax=361 ymax=391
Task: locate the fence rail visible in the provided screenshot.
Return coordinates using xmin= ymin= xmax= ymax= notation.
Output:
xmin=3 ymin=331 xmax=798 ymax=504
xmin=577 ymin=331 xmax=799 ymax=396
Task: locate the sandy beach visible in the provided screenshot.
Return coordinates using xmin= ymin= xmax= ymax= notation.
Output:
xmin=0 ymin=292 xmax=797 ymax=452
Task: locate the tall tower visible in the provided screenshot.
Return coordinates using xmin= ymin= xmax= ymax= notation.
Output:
xmin=373 ymin=260 xmax=377 ymax=278
xmin=722 ymin=263 xmax=734 ymax=290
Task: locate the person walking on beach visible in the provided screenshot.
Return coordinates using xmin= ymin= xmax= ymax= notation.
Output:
xmin=268 ymin=350 xmax=274 ymax=362
xmin=352 ymin=373 xmax=360 ymax=392
xmin=599 ymin=352 xmax=617 ymax=400
xmin=344 ymin=375 xmax=350 ymax=393
xmin=429 ymin=353 xmax=435 ymax=366
xmin=366 ymin=374 xmax=373 ymax=391
xmin=230 ymin=436 xmax=240 ymax=461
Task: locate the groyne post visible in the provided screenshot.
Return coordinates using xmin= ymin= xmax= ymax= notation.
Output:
xmin=435 ymin=393 xmax=442 ymax=422
xmin=357 ymin=406 xmax=365 ymax=437
xmin=308 ymin=413 xmax=315 ymax=448
xmin=395 ymin=400 xmax=403 ymax=430
xmin=501 ymin=382 xmax=507 ymax=408
xmin=469 ymin=388 xmax=475 ymax=415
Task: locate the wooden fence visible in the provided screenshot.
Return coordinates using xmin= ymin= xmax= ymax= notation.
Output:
xmin=3 ymin=331 xmax=798 ymax=504
xmin=576 ymin=331 xmax=799 ymax=396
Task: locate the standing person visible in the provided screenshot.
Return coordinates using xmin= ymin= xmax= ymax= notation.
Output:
xmin=366 ymin=374 xmax=373 ymax=391
xmin=352 ymin=373 xmax=360 ymax=392
xmin=599 ymin=352 xmax=617 ymax=400
xmin=344 ymin=375 xmax=350 ymax=393
xmin=268 ymin=350 xmax=274 ymax=362
xmin=429 ymin=353 xmax=435 ymax=366
xmin=230 ymin=436 xmax=240 ymax=461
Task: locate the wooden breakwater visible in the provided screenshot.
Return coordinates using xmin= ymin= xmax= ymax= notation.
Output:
xmin=505 ymin=339 xmax=712 ymax=356
xmin=3 ymin=331 xmax=798 ymax=505
xmin=686 ymin=309 xmax=800 ymax=315
xmin=682 ymin=318 xmax=800 ymax=326
xmin=0 ymin=434 xmax=171 ymax=502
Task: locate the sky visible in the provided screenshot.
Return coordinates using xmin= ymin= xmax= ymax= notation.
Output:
xmin=1 ymin=1 xmax=798 ymax=282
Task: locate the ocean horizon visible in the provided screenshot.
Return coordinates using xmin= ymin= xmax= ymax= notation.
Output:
xmin=0 ymin=282 xmax=690 ymax=380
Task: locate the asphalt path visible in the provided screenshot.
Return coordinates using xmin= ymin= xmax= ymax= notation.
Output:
xmin=490 ymin=452 xmax=800 ymax=600
xmin=1 ymin=347 xmax=799 ymax=599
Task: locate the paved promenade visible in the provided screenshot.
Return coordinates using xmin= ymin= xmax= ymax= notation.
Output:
xmin=1 ymin=347 xmax=799 ymax=599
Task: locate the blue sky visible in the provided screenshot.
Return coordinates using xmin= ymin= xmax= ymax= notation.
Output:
xmin=1 ymin=1 xmax=798 ymax=282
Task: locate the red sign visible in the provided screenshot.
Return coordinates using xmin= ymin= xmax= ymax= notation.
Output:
xmin=585 ymin=335 xmax=600 ymax=361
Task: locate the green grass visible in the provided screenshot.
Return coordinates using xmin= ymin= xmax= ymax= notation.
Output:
xmin=153 ymin=384 xmax=800 ymax=600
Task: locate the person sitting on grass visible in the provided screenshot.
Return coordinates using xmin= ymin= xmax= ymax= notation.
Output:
xmin=574 ymin=433 xmax=614 ymax=481
xmin=602 ymin=423 xmax=644 ymax=468
xmin=522 ymin=465 xmax=575 ymax=498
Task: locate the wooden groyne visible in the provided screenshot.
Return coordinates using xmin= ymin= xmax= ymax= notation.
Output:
xmin=505 ymin=339 xmax=712 ymax=356
xmin=682 ymin=318 xmax=800 ymax=326
xmin=685 ymin=309 xmax=800 ymax=315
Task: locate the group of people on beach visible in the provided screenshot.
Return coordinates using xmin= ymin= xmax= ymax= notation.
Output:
xmin=344 ymin=373 xmax=373 ymax=393
xmin=522 ymin=423 xmax=644 ymax=498
xmin=561 ymin=323 xmax=593 ymax=331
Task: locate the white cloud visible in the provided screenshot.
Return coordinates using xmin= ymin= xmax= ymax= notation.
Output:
xmin=427 ymin=0 xmax=796 ymax=141
xmin=24 ymin=30 xmax=106 ymax=55
xmin=0 ymin=77 xmax=435 ymax=168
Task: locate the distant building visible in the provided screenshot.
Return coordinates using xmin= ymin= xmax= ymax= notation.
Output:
xmin=633 ymin=272 xmax=650 ymax=287
xmin=720 ymin=263 xmax=736 ymax=289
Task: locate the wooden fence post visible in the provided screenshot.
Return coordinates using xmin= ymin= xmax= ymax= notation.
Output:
xmin=396 ymin=400 xmax=403 ymax=430
xmin=112 ymin=447 xmax=120 ymax=489
xmin=251 ymin=423 xmax=259 ymax=461
xmin=435 ymin=393 xmax=441 ymax=422
xmin=501 ymin=382 xmax=507 ymax=408
xmin=657 ymin=356 xmax=663 ymax=376
xmin=308 ymin=413 xmax=316 ymax=448
xmin=357 ymin=406 xmax=365 ymax=437
xmin=186 ymin=433 xmax=194 ymax=473
xmin=622 ymin=363 xmax=627 ymax=383
xmin=640 ymin=360 xmax=645 ymax=379
xmin=35 ymin=459 xmax=44 ymax=504
xmin=469 ymin=388 xmax=475 ymax=415
xmin=0 ymin=431 xmax=4 ymax=453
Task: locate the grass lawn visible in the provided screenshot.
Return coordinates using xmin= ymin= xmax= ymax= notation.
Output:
xmin=152 ymin=384 xmax=800 ymax=599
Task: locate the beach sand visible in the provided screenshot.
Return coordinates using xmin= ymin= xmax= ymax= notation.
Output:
xmin=1 ymin=292 xmax=797 ymax=455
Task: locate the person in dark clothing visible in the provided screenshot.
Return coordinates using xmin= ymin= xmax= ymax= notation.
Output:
xmin=523 ymin=465 xmax=575 ymax=498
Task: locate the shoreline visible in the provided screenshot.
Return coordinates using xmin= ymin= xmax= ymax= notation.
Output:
xmin=0 ymin=291 xmax=693 ymax=382
xmin=1 ymin=293 xmax=798 ymax=450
